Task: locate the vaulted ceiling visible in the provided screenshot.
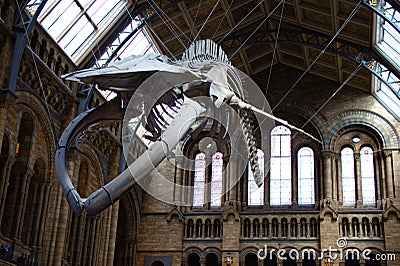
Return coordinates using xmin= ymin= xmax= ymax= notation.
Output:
xmin=133 ymin=0 xmax=390 ymax=93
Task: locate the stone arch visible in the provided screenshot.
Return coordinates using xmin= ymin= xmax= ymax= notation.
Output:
xmin=78 ymin=143 xmax=106 ymax=190
xmin=21 ymin=157 xmax=50 ymax=246
xmin=325 ymin=110 xmax=399 ymax=150
xmin=203 ymin=246 xmax=221 ymax=258
xmin=183 ymin=247 xmax=204 ymax=262
xmin=383 ymin=205 xmax=400 ymax=220
xmin=240 ymin=246 xmax=260 ymax=263
xmin=274 ymin=98 xmax=327 ymax=142
xmin=204 ymin=247 xmax=221 ymax=265
xmin=32 ymin=157 xmax=47 ymax=181
xmin=0 ymin=133 xmax=10 ymax=175
xmin=14 ymin=91 xmax=57 ymax=177
xmin=114 ymin=188 xmax=141 ymax=265
xmin=299 ymin=247 xmax=318 ymax=261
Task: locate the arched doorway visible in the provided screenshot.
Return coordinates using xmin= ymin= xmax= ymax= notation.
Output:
xmin=366 ymin=259 xmax=381 ymax=266
xmin=188 ymin=253 xmax=201 ymax=266
xmin=151 ymin=261 xmax=164 ymax=266
xmin=245 ymin=253 xmax=258 ymax=266
xmin=345 ymin=258 xmax=360 ymax=266
xmin=1 ymin=113 xmax=33 ymax=238
xmin=205 ymin=253 xmax=219 ymax=266
xmin=114 ymin=192 xmax=139 ymax=266
xmin=283 ymin=256 xmax=297 ymax=266
xmin=263 ymin=253 xmax=277 ymax=266
xmin=302 ymin=258 xmax=316 ymax=266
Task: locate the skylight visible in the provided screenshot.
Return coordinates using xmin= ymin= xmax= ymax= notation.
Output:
xmin=373 ymin=1 xmax=400 ymax=117
xmin=28 ymin=0 xmax=160 ymax=102
xmin=375 ymin=1 xmax=400 ymax=72
xmin=94 ymin=18 xmax=158 ymax=68
xmin=34 ymin=0 xmax=130 ymax=64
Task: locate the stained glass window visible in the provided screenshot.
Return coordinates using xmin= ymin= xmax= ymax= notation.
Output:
xmin=360 ymin=147 xmax=376 ymax=205
xmin=210 ymin=152 xmax=223 ymax=207
xmin=341 ymin=147 xmax=356 ymax=205
xmin=193 ymin=153 xmax=206 ymax=207
xmin=298 ymin=147 xmax=315 ymax=205
xmin=248 ymin=149 xmax=264 ymax=206
xmin=270 ymin=125 xmax=291 ymax=206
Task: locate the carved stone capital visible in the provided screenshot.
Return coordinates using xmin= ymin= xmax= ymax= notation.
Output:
xmin=321 ymin=151 xmax=334 ymax=160
xmin=382 ymin=149 xmax=393 ymax=158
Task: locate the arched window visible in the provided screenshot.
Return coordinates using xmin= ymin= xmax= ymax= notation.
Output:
xmin=360 ymin=147 xmax=376 ymax=205
xmin=210 ymin=152 xmax=223 ymax=207
xmin=341 ymin=147 xmax=356 ymax=205
xmin=188 ymin=253 xmax=201 ymax=266
xmin=205 ymin=253 xmax=219 ymax=266
xmin=193 ymin=153 xmax=206 ymax=207
xmin=270 ymin=125 xmax=291 ymax=205
xmin=248 ymin=149 xmax=264 ymax=206
xmin=245 ymin=253 xmax=258 ymax=266
xmin=193 ymin=151 xmax=223 ymax=208
xmin=298 ymin=147 xmax=315 ymax=205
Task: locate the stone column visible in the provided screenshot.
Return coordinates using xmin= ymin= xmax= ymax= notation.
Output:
xmin=0 ymin=157 xmax=14 ymax=227
xmin=332 ymin=154 xmax=338 ymax=201
xmin=336 ymin=154 xmax=342 ymax=204
xmin=373 ymin=153 xmax=381 ymax=204
xmin=37 ymin=183 xmax=51 ymax=247
xmin=52 ymin=157 xmax=78 ymax=265
xmin=106 ymin=149 xmax=121 ymax=265
xmin=229 ymin=154 xmax=238 ymax=202
xmin=383 ymin=150 xmax=394 ymax=199
xmin=174 ymin=156 xmax=184 ymax=204
xmin=292 ymin=154 xmax=298 ymax=206
xmin=106 ymin=201 xmax=119 ymax=266
xmin=33 ymin=183 xmax=46 ymax=245
xmin=45 ymin=182 xmax=62 ymax=264
xmin=378 ymin=152 xmax=387 ymax=200
xmin=15 ymin=169 xmax=34 ymax=239
xmin=322 ymin=152 xmax=333 ymax=200
xmin=354 ymin=153 xmax=362 ymax=207
xmin=264 ymin=172 xmax=270 ymax=208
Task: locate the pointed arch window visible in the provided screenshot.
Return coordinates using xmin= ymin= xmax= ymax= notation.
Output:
xmin=210 ymin=152 xmax=223 ymax=207
xmin=248 ymin=149 xmax=264 ymax=206
xmin=360 ymin=147 xmax=376 ymax=205
xmin=298 ymin=147 xmax=315 ymax=205
xmin=341 ymin=147 xmax=356 ymax=205
xmin=270 ymin=125 xmax=291 ymax=206
xmin=193 ymin=153 xmax=206 ymax=207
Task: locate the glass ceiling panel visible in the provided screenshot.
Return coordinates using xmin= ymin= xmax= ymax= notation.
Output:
xmin=35 ymin=0 xmax=127 ymax=63
xmin=94 ymin=17 xmax=158 ymax=68
xmin=28 ymin=0 xmax=159 ymax=69
xmin=27 ymin=0 xmax=160 ymax=103
xmin=374 ymin=0 xmax=400 ymax=116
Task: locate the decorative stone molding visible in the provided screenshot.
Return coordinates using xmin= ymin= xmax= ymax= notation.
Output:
xmin=166 ymin=207 xmax=184 ymax=223
xmin=325 ymin=110 xmax=399 ymax=149
xmin=319 ymin=205 xmax=338 ymax=221
xmin=222 ymin=205 xmax=240 ymax=221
